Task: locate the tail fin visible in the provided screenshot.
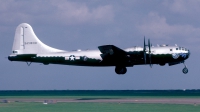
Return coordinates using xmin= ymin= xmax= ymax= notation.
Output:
xmin=12 ymin=23 xmax=64 ymax=54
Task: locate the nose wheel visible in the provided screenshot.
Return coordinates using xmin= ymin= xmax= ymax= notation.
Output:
xmin=182 ymin=62 xmax=188 ymax=74
xmin=182 ymin=67 xmax=188 ymax=74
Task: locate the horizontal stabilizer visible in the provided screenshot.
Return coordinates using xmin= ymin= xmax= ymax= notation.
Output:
xmin=16 ymin=54 xmax=37 ymax=57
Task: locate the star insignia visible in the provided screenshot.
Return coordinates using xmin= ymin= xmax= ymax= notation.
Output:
xmin=69 ymin=55 xmax=76 ymax=61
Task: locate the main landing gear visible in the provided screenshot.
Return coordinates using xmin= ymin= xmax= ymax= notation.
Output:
xmin=115 ymin=66 xmax=127 ymax=75
xmin=182 ymin=62 xmax=188 ymax=74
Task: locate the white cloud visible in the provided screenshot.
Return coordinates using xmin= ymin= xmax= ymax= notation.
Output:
xmin=0 ymin=0 xmax=28 ymax=24
xmin=137 ymin=12 xmax=200 ymax=45
xmin=163 ymin=0 xmax=200 ymax=14
xmin=0 ymin=0 xmax=114 ymax=25
xmin=51 ymin=1 xmax=114 ymax=24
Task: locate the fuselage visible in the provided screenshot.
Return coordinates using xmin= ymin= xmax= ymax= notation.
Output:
xmin=8 ymin=45 xmax=190 ymax=67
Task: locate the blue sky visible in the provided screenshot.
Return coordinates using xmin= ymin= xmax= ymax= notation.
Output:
xmin=0 ymin=0 xmax=200 ymax=90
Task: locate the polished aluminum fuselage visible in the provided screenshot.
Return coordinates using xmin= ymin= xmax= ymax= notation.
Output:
xmin=8 ymin=45 xmax=190 ymax=67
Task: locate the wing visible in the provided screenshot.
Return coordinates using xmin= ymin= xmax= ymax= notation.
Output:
xmin=98 ymin=45 xmax=145 ymax=66
xmin=98 ymin=45 xmax=126 ymax=57
xmin=98 ymin=45 xmax=129 ymax=65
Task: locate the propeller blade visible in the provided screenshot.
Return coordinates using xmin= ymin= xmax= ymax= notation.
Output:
xmin=143 ymin=37 xmax=146 ymax=64
xmin=148 ymin=39 xmax=152 ymax=68
xmin=148 ymin=39 xmax=151 ymax=53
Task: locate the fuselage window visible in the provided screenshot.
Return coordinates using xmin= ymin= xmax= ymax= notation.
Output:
xmin=176 ymin=48 xmax=178 ymax=50
xmin=170 ymin=49 xmax=172 ymax=51
xmin=13 ymin=51 xmax=18 ymax=53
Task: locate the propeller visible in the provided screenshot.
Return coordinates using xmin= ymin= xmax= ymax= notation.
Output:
xmin=143 ymin=37 xmax=152 ymax=67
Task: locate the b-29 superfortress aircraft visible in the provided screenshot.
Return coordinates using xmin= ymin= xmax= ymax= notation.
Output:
xmin=8 ymin=23 xmax=190 ymax=74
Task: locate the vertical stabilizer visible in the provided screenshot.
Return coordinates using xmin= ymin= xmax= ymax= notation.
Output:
xmin=12 ymin=23 xmax=64 ymax=54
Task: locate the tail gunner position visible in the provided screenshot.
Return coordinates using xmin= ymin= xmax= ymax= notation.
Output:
xmin=8 ymin=23 xmax=190 ymax=74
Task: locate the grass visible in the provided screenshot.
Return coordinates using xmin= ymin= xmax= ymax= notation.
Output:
xmin=0 ymin=90 xmax=200 ymax=112
xmin=1 ymin=95 xmax=200 ymax=99
xmin=0 ymin=102 xmax=200 ymax=112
